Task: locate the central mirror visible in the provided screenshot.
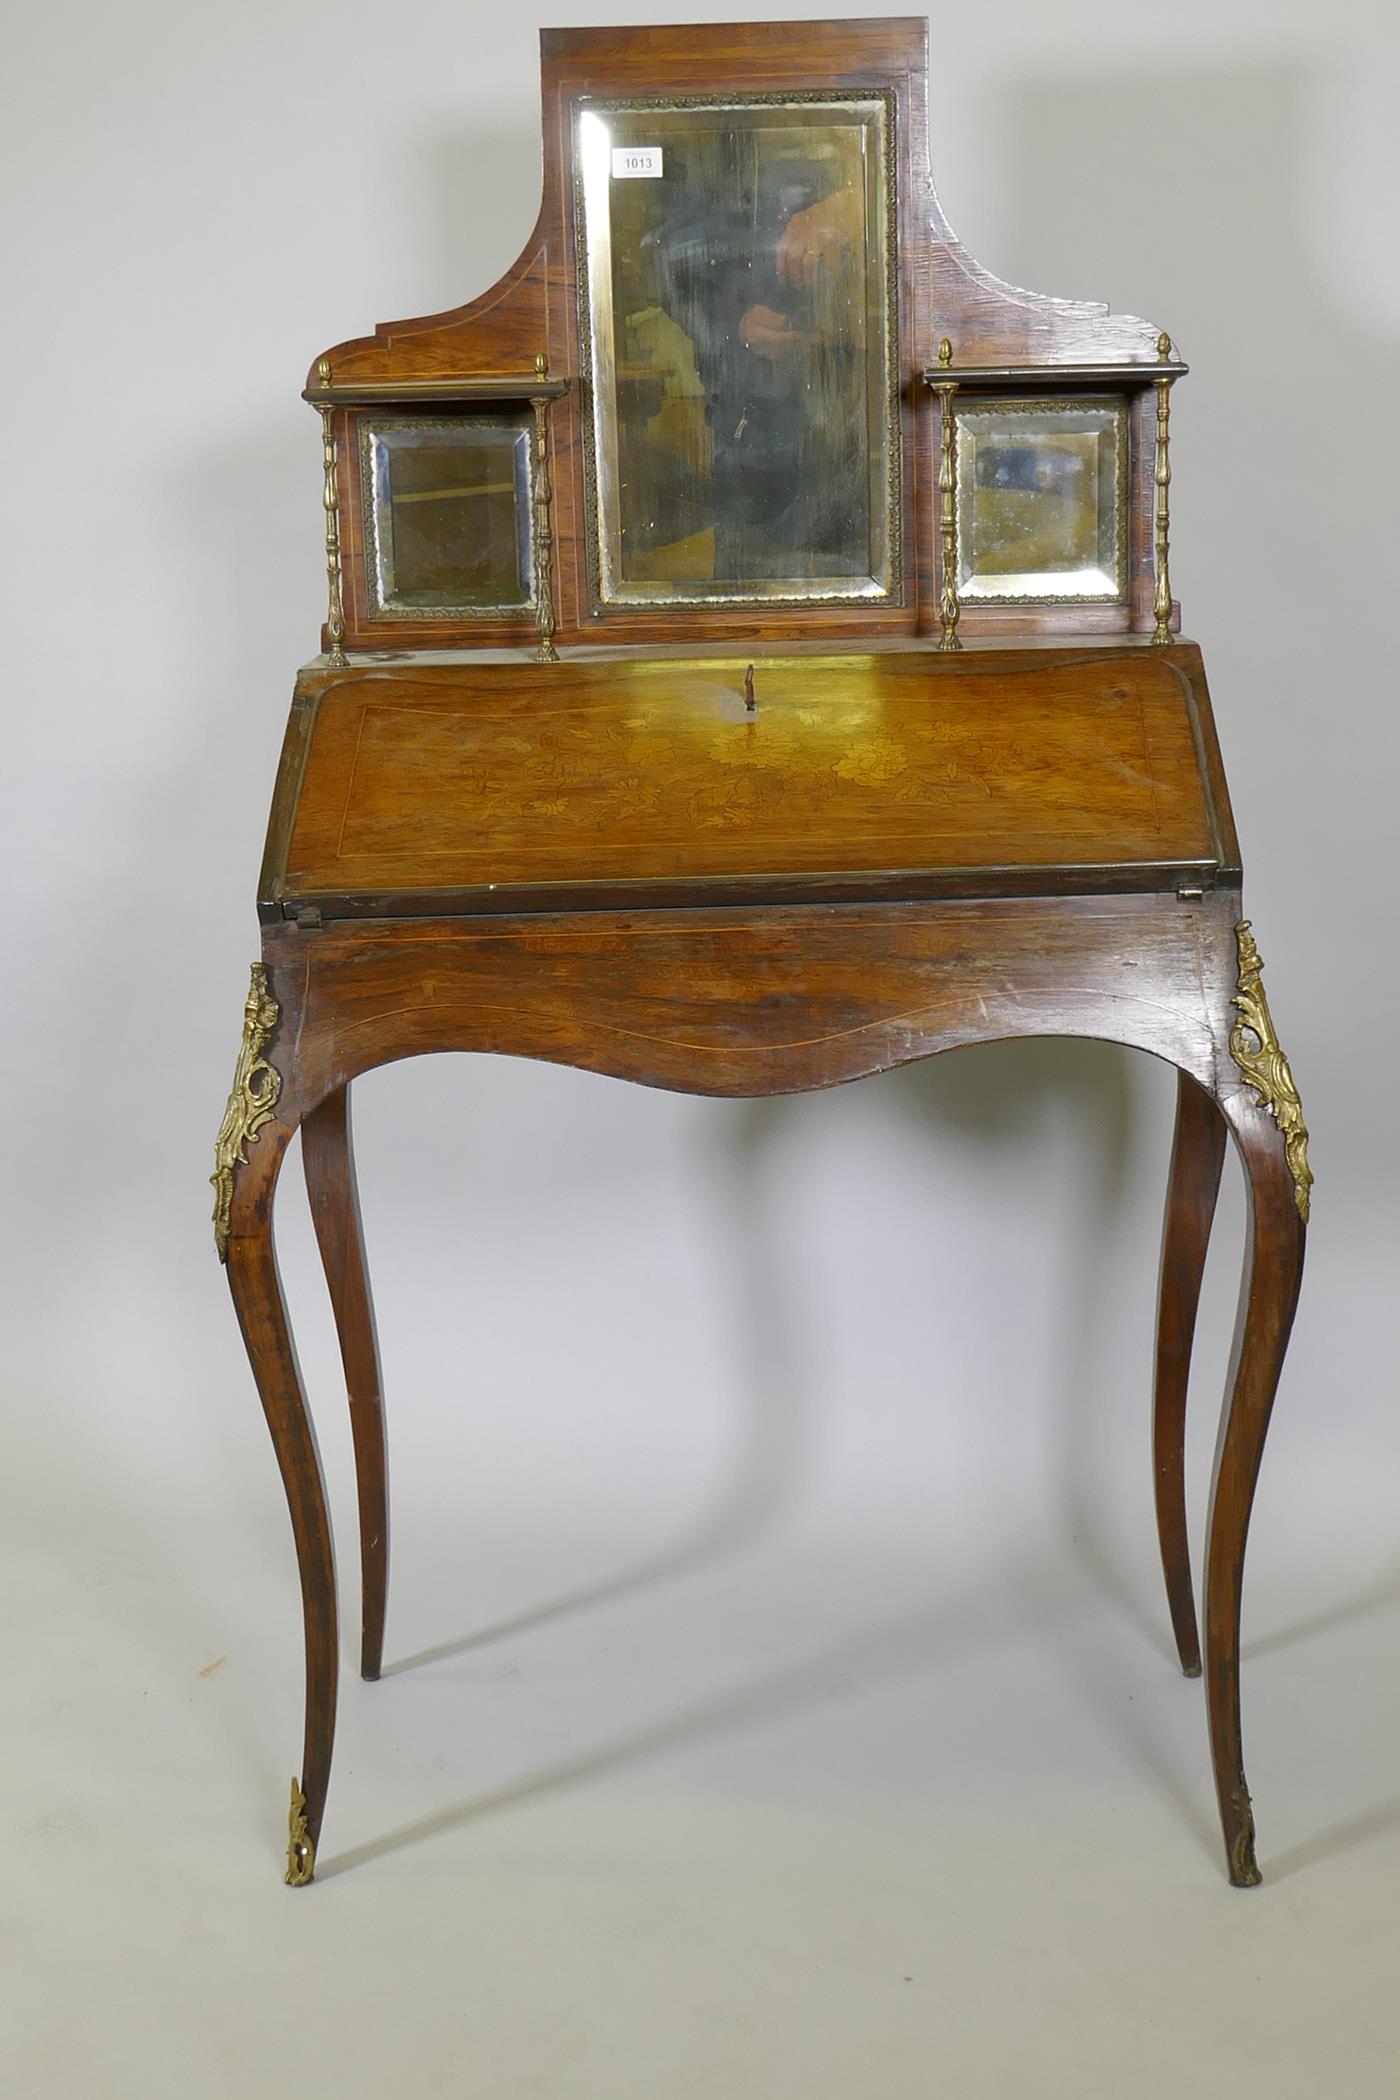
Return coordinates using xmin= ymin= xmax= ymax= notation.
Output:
xmin=575 ymin=93 xmax=899 ymax=608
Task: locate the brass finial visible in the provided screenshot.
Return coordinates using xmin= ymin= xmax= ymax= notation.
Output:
xmin=535 ymin=351 xmax=548 ymax=380
xmin=1157 ymin=332 xmax=1172 ymax=361
xmin=937 ymin=337 xmax=953 ymax=368
xmin=317 ymin=356 xmax=331 ymax=385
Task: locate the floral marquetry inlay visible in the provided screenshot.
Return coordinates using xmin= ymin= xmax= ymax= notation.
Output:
xmin=283 ymin=653 xmax=1219 ymax=900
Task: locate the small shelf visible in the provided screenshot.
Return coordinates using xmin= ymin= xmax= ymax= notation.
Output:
xmin=921 ymin=361 xmax=1187 ymax=390
xmin=304 ymin=375 xmax=570 ymax=407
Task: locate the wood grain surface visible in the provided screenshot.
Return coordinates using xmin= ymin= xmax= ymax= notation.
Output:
xmin=273 ymin=646 xmax=1226 ymax=917
xmin=259 ymin=889 xmax=1236 ymax=1107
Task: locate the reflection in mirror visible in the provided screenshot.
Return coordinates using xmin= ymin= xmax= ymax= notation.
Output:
xmin=576 ymin=95 xmax=898 ymax=607
xmin=361 ymin=414 xmax=534 ymax=618
xmin=956 ymin=400 xmax=1126 ymax=601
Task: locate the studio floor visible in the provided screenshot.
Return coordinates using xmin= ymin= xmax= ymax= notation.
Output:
xmin=9 ymin=1393 xmax=1400 ymax=2097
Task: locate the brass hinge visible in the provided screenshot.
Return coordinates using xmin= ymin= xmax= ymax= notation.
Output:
xmin=294 ymin=904 xmax=323 ymax=930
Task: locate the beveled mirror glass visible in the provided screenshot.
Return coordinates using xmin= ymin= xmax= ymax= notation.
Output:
xmin=956 ymin=399 xmax=1126 ymax=601
xmin=361 ymin=413 xmax=534 ymax=619
xmin=576 ymin=94 xmax=898 ymax=608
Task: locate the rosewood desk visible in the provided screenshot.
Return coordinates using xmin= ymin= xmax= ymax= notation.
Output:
xmin=214 ymin=19 xmax=1309 ymax=1890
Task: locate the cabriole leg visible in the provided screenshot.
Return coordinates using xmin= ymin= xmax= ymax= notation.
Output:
xmin=303 ymin=1082 xmax=390 ymax=1682
xmin=226 ymin=1119 xmax=338 ymax=1885
xmin=1153 ymin=1071 xmax=1227 ymax=1677
xmin=215 ymin=964 xmax=337 ymax=1886
xmin=1204 ymin=921 xmax=1311 ymax=1886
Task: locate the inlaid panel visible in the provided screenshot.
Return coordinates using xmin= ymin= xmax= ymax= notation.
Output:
xmin=276 ymin=651 xmax=1222 ymax=914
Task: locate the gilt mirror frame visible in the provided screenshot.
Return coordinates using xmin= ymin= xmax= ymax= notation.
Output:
xmin=572 ymin=88 xmax=903 ymax=616
xmin=358 ymin=411 xmax=537 ymax=623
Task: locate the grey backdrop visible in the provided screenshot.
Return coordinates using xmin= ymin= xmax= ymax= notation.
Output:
xmin=4 ymin=2 xmax=1398 ymax=2093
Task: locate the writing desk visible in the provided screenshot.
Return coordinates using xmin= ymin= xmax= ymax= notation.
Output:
xmin=216 ymin=18 xmax=1309 ymax=1889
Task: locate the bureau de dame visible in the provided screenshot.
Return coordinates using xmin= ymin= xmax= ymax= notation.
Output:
xmin=214 ymin=18 xmax=1311 ymax=1893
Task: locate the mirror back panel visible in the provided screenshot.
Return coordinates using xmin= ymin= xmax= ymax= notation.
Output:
xmin=309 ymin=19 xmax=1172 ymax=653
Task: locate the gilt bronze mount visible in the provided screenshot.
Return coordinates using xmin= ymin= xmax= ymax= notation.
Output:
xmin=211 ymin=964 xmax=282 ymax=1263
xmin=1230 ymin=920 xmax=1313 ymax=1222
xmin=286 ymin=1778 xmax=315 ymax=1887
